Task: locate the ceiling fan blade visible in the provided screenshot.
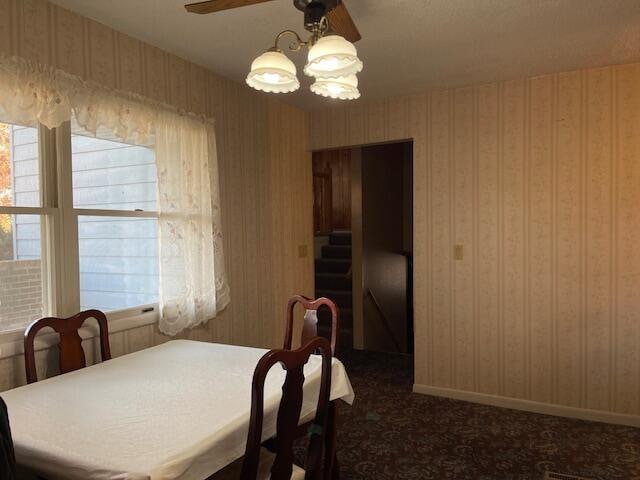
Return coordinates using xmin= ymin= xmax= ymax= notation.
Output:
xmin=185 ymin=0 xmax=275 ymax=14
xmin=326 ymin=1 xmax=361 ymax=43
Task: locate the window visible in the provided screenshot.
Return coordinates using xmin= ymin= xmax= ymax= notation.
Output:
xmin=0 ymin=55 xmax=228 ymax=338
xmin=70 ymin=125 xmax=159 ymax=312
xmin=0 ymin=121 xmax=48 ymax=332
xmin=0 ymin=118 xmax=159 ymax=334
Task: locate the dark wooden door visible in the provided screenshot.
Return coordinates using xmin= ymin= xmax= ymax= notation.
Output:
xmin=313 ymin=149 xmax=351 ymax=234
xmin=313 ymin=168 xmax=332 ymax=234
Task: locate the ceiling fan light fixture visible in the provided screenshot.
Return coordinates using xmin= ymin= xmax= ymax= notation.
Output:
xmin=310 ymin=74 xmax=360 ymax=100
xmin=304 ymin=34 xmax=363 ymax=78
xmin=246 ymin=50 xmax=300 ymax=93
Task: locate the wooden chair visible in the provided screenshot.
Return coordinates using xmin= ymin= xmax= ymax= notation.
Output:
xmin=24 ymin=310 xmax=111 ymax=384
xmin=211 ymin=336 xmax=332 ymax=480
xmin=284 ymin=295 xmax=340 ymax=357
xmin=282 ymin=296 xmax=341 ymax=478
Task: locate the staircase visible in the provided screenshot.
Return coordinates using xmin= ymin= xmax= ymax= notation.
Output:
xmin=315 ymin=231 xmax=353 ymax=351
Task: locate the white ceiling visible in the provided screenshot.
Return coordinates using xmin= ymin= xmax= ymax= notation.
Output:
xmin=49 ymin=0 xmax=640 ymax=110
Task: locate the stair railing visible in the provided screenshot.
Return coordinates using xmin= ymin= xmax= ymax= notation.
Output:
xmin=364 ymin=288 xmax=402 ymax=352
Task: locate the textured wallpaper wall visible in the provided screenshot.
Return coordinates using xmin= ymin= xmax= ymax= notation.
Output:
xmin=310 ymin=63 xmax=640 ymax=420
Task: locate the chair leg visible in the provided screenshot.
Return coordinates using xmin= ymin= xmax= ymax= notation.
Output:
xmin=331 ymin=452 xmax=340 ymax=480
xmin=324 ymin=402 xmax=339 ymax=480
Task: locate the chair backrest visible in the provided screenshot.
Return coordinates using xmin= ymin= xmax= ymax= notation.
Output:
xmin=23 ymin=309 xmax=111 ymax=384
xmin=241 ymin=336 xmax=332 ymax=480
xmin=284 ymin=295 xmax=339 ymax=357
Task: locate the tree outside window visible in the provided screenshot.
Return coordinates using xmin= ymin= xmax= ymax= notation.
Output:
xmin=0 ymin=124 xmax=14 ymax=261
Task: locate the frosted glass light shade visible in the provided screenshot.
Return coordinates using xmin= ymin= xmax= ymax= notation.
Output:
xmin=304 ymin=35 xmax=363 ymax=78
xmin=310 ymin=74 xmax=360 ymax=100
xmin=246 ymin=50 xmax=299 ymax=93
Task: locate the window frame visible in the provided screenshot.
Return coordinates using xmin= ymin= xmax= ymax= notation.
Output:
xmin=0 ymin=120 xmax=160 ymax=340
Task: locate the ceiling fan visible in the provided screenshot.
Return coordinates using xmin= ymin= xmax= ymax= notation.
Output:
xmin=184 ymin=0 xmax=361 ymax=43
xmin=184 ymin=0 xmax=364 ymax=100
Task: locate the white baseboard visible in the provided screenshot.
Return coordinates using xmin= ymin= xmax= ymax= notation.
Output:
xmin=413 ymin=383 xmax=640 ymax=428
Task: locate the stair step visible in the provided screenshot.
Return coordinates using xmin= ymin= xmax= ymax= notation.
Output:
xmin=315 ymin=272 xmax=351 ymax=290
xmin=329 ymin=231 xmax=352 ymax=246
xmin=338 ymin=329 xmax=354 ymax=352
xmin=316 ymin=289 xmax=352 ymax=309
xmin=321 ymin=245 xmax=352 ymax=259
xmin=318 ymin=324 xmax=353 ymax=351
xmin=315 ymin=258 xmax=351 ymax=274
xmin=318 ymin=307 xmax=352 ymax=328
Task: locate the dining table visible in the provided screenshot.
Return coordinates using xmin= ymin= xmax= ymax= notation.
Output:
xmin=1 ymin=339 xmax=355 ymax=480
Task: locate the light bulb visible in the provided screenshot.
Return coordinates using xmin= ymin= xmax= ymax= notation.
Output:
xmin=327 ymin=83 xmax=345 ymax=95
xmin=260 ymin=72 xmax=283 ymax=84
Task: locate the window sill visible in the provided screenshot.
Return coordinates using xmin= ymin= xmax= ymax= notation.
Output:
xmin=0 ymin=309 xmax=159 ymax=360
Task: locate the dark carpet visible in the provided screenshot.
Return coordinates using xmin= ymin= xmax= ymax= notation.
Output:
xmin=325 ymin=348 xmax=640 ymax=480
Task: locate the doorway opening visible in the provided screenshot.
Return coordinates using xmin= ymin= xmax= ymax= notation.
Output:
xmin=312 ymin=141 xmax=413 ymax=355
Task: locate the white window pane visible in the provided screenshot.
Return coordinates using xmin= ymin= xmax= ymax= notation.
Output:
xmin=71 ymin=128 xmax=156 ymax=211
xmin=78 ymin=216 xmax=158 ymax=311
xmin=0 ymin=122 xmax=40 ymax=207
xmin=0 ymin=214 xmax=45 ymax=332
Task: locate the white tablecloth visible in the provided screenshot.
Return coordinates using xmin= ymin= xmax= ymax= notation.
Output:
xmin=1 ymin=340 xmax=355 ymax=480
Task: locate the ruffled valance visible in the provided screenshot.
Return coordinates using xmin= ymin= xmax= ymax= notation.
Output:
xmin=0 ymin=55 xmax=228 ymax=336
xmin=0 ymin=55 xmax=212 ymax=144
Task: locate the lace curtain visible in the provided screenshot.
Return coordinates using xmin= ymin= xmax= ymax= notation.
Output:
xmin=0 ymin=55 xmax=229 ymax=335
xmin=156 ymin=112 xmax=229 ymax=335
